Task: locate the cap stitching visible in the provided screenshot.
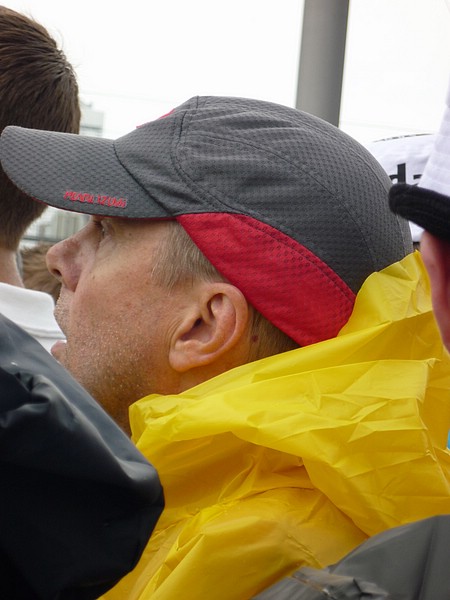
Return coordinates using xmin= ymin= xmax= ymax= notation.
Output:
xmin=234 ymin=214 xmax=355 ymax=301
xmin=175 ymin=101 xmax=392 ymax=270
xmin=173 ymin=131 xmax=369 ymax=253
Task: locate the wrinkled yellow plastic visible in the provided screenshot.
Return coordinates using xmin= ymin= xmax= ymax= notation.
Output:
xmin=102 ymin=252 xmax=450 ymax=600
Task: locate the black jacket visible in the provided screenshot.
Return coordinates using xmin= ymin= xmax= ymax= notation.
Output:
xmin=0 ymin=314 xmax=164 ymax=599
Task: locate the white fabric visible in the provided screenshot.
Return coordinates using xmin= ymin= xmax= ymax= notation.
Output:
xmin=0 ymin=282 xmax=64 ymax=352
xmin=418 ymin=79 xmax=450 ymax=197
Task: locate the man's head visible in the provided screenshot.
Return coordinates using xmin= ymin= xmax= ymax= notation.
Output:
xmin=0 ymin=5 xmax=80 ymax=251
xmin=0 ymin=96 xmax=412 ymax=432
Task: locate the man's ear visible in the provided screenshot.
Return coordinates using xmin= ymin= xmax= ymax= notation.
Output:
xmin=169 ymin=282 xmax=250 ymax=373
xmin=420 ymin=231 xmax=450 ymax=351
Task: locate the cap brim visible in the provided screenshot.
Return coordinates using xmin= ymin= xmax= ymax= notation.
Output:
xmin=389 ymin=183 xmax=450 ymax=242
xmin=0 ymin=126 xmax=168 ymax=218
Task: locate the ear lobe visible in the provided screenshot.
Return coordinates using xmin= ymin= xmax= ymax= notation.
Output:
xmin=420 ymin=232 xmax=450 ymax=350
xmin=169 ymin=283 xmax=249 ymax=373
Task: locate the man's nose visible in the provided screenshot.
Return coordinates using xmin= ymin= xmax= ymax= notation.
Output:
xmin=46 ymin=235 xmax=81 ymax=291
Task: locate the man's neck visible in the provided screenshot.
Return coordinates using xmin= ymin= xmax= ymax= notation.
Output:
xmin=0 ymin=246 xmax=24 ymax=287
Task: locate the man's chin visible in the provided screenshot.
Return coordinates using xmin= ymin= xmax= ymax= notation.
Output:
xmin=51 ymin=339 xmax=67 ymax=364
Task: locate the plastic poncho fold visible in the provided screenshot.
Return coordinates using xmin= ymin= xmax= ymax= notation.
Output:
xmin=102 ymin=252 xmax=450 ymax=600
xmin=254 ymin=515 xmax=450 ymax=600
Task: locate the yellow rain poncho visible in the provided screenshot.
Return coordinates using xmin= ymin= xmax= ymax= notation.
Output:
xmin=102 ymin=252 xmax=450 ymax=600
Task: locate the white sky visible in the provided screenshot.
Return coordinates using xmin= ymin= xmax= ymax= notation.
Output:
xmin=3 ymin=0 xmax=450 ymax=143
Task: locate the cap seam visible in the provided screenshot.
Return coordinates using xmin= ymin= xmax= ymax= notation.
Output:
xmin=176 ymin=101 xmax=391 ymax=270
xmin=237 ymin=215 xmax=355 ymax=302
xmin=173 ymin=131 xmax=376 ymax=261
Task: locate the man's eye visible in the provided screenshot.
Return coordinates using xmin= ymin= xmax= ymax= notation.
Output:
xmin=93 ymin=220 xmax=107 ymax=237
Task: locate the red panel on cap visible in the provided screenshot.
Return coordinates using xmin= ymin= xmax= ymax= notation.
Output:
xmin=177 ymin=213 xmax=356 ymax=347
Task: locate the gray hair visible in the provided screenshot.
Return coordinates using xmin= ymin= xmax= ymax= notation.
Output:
xmin=152 ymin=221 xmax=299 ymax=361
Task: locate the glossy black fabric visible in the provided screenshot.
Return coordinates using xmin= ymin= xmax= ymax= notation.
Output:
xmin=0 ymin=314 xmax=164 ymax=599
xmin=253 ymin=515 xmax=450 ymax=599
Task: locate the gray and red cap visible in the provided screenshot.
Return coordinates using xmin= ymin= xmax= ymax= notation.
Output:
xmin=0 ymin=95 xmax=412 ymax=346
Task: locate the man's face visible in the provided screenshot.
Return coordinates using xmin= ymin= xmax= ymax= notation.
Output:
xmin=47 ymin=217 xmax=185 ymax=433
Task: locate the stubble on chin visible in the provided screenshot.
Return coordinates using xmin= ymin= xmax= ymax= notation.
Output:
xmin=57 ymin=317 xmax=149 ymax=434
xmin=53 ymin=293 xmax=69 ymax=339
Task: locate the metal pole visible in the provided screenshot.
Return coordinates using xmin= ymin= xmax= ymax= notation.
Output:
xmin=296 ymin=0 xmax=349 ymax=126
